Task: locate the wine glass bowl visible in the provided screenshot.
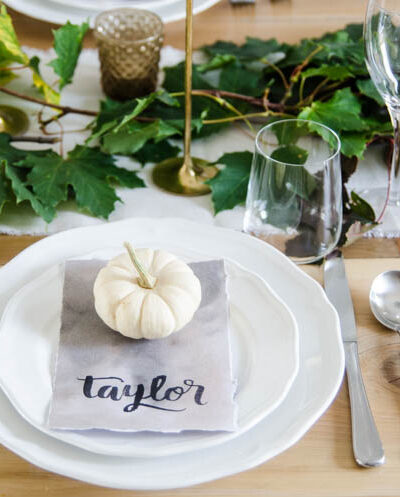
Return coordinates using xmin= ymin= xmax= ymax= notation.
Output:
xmin=364 ymin=0 xmax=400 ymax=230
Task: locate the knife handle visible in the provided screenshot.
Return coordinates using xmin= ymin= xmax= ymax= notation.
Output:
xmin=344 ymin=341 xmax=385 ymax=467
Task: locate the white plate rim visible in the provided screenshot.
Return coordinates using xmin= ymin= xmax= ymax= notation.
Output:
xmin=0 ymin=253 xmax=299 ymax=457
xmin=50 ymin=0 xmax=179 ymax=13
xmin=0 ymin=217 xmax=344 ymax=490
xmin=3 ymin=0 xmax=223 ymax=25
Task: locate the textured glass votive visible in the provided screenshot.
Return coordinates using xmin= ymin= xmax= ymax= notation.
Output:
xmin=94 ymin=8 xmax=164 ymax=100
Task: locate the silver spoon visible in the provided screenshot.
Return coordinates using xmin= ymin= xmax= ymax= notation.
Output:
xmin=370 ymin=271 xmax=400 ymax=333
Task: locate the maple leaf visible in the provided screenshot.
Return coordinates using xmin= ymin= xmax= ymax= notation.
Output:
xmin=3 ymin=161 xmax=56 ymax=222
xmin=298 ymin=88 xmax=366 ymax=133
xmin=133 ymin=140 xmax=180 ymax=165
xmin=49 ymin=21 xmax=89 ymax=90
xmin=29 ymin=56 xmax=60 ymax=105
xmin=207 ymin=152 xmax=253 ymax=214
xmin=21 ymin=146 xmax=144 ymax=219
xmin=0 ymin=5 xmax=29 ymax=66
xmin=0 ymin=161 xmax=12 ymax=214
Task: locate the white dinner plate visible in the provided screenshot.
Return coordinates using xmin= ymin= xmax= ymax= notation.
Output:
xmin=0 ymin=251 xmax=299 ymax=458
xmin=0 ymin=218 xmax=344 ymax=490
xmin=51 ymin=0 xmax=178 ymax=12
xmin=4 ymin=0 xmax=222 ymax=25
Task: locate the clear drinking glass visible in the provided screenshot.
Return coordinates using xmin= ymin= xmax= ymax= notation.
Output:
xmin=365 ymin=0 xmax=400 ymax=235
xmin=243 ymin=119 xmax=342 ymax=264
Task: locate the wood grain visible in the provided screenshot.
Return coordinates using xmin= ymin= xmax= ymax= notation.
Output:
xmin=7 ymin=0 xmax=367 ymax=50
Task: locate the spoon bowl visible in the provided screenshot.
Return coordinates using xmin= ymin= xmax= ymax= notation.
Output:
xmin=369 ymin=270 xmax=400 ymax=333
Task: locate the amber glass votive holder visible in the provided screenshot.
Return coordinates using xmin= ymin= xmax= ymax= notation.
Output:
xmin=94 ymin=8 xmax=164 ymax=100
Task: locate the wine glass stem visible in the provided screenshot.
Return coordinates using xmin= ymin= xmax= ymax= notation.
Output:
xmin=388 ymin=108 xmax=400 ymax=206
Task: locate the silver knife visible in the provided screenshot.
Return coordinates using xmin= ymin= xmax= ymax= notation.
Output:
xmin=324 ymin=250 xmax=385 ymax=468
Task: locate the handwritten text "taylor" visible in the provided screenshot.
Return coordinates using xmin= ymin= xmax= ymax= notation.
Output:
xmin=77 ymin=374 xmax=207 ymax=413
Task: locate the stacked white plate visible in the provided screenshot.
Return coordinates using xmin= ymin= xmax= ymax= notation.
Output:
xmin=0 ymin=218 xmax=344 ymax=490
xmin=4 ymin=0 xmax=222 ymax=25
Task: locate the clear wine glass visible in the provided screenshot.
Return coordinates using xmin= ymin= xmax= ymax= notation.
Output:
xmin=365 ymin=0 xmax=400 ymax=236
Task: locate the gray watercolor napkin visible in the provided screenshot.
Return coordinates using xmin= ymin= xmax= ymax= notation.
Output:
xmin=49 ymin=259 xmax=237 ymax=432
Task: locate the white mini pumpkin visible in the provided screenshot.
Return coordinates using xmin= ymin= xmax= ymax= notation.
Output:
xmin=93 ymin=244 xmax=202 ymax=340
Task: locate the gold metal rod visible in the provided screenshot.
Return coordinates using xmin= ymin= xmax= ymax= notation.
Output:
xmin=184 ymin=0 xmax=193 ymax=169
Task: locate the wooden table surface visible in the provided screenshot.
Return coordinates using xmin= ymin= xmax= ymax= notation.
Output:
xmin=2 ymin=1 xmax=400 ymax=496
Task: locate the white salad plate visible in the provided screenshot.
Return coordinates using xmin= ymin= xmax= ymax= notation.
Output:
xmin=0 ymin=218 xmax=344 ymax=490
xmin=0 ymin=249 xmax=299 ymax=458
xmin=4 ymin=0 xmax=222 ymax=25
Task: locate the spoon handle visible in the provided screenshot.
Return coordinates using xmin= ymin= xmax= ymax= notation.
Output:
xmin=344 ymin=342 xmax=385 ymax=467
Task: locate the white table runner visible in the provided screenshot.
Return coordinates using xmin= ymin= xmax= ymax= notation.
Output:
xmin=0 ymin=47 xmax=393 ymax=237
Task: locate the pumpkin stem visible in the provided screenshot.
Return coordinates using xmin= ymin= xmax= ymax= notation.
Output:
xmin=124 ymin=242 xmax=157 ymax=289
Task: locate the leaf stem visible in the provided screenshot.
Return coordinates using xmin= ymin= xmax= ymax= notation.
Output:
xmin=260 ymin=58 xmax=290 ymax=89
xmin=171 ymin=89 xmax=284 ymax=111
xmin=203 ymin=110 xmax=292 ymax=125
xmin=190 ymin=89 xmax=255 ymax=132
xmin=124 ymin=242 xmax=157 ymax=289
xmin=0 ymin=86 xmax=98 ymax=116
xmin=0 ymin=64 xmax=29 ymax=72
xmin=10 ymin=135 xmax=60 ymax=143
xmin=300 ymin=77 xmax=329 ymax=107
xmin=281 ymin=45 xmax=323 ymax=105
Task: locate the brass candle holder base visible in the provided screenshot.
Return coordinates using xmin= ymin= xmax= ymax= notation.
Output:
xmin=152 ymin=157 xmax=218 ymax=196
xmin=0 ymin=106 xmax=29 ymax=135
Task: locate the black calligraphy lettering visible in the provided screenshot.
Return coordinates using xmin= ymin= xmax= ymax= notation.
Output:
xmin=123 ymin=383 xmax=145 ymax=412
xmin=164 ymin=386 xmax=184 ymax=401
xmin=184 ymin=379 xmax=207 ymax=405
xmin=77 ymin=375 xmax=206 ymax=413
xmin=149 ymin=375 xmax=167 ymax=400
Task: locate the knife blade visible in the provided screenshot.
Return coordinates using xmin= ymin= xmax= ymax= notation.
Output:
xmin=324 ymin=250 xmax=385 ymax=468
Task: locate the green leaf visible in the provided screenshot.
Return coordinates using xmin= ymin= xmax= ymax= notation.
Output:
xmin=0 ymin=70 xmax=16 ymax=85
xmin=155 ymin=90 xmax=180 ymax=107
xmin=49 ymin=21 xmax=89 ymax=90
xmin=102 ymin=121 xmax=160 ymax=155
xmin=21 ymin=145 xmax=144 ymax=219
xmin=4 ymin=161 xmax=55 ymax=222
xmin=112 ymin=93 xmax=161 ymax=133
xmin=219 ymin=60 xmax=263 ymax=96
xmin=0 ymin=133 xmax=51 ymax=164
xmin=203 ymin=37 xmax=286 ymax=61
xmin=24 ymin=151 xmax=68 ymax=208
xmin=203 ymin=40 xmax=240 ymax=58
xmin=280 ymin=39 xmax=316 ymax=67
xmin=300 ymin=64 xmax=354 ymax=82
xmin=90 ymin=91 xmax=179 ymax=142
xmin=0 ymin=5 xmax=29 ymax=66
xmin=298 ymin=88 xmax=365 ymax=133
xmin=339 ymin=132 xmax=368 ymax=158
xmin=239 ymin=37 xmax=285 ymax=60
xmin=207 ymin=151 xmax=253 ymax=214
xmin=270 ymin=145 xmax=308 ymax=165
xmin=163 ymin=62 xmax=215 ymax=92
xmin=344 ymin=23 xmax=363 ymax=41
xmin=133 ymin=140 xmax=180 ymax=165
xmin=348 ymin=191 xmax=376 ymax=222
xmin=198 ymin=54 xmax=237 ymax=73
xmin=0 ymin=161 xmax=11 ymax=214
xmin=29 ymin=56 xmax=60 ymax=105
xmin=317 ymin=31 xmax=364 ymax=67
xmin=356 ymin=79 xmax=384 ymax=106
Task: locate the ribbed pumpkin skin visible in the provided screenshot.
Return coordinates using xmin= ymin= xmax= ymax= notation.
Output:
xmin=93 ymin=249 xmax=202 ymax=339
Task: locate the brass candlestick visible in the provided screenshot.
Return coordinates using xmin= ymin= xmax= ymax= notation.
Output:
xmin=152 ymin=0 xmax=217 ymax=195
